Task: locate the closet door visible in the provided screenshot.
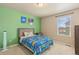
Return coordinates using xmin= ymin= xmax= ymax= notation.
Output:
xmin=75 ymin=25 xmax=79 ymax=54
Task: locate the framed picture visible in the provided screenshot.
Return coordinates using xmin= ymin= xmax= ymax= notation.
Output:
xmin=21 ymin=16 xmax=26 ymax=23
xmin=28 ymin=18 xmax=34 ymax=25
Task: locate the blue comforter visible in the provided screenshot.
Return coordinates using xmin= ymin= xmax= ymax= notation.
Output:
xmin=20 ymin=35 xmax=53 ymax=55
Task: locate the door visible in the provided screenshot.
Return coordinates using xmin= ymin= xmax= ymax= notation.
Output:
xmin=75 ymin=25 xmax=79 ymax=54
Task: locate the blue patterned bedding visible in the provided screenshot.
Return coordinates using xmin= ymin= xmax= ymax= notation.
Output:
xmin=20 ymin=35 xmax=53 ymax=55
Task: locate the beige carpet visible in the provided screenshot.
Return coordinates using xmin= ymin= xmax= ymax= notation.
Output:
xmin=0 ymin=41 xmax=75 ymax=55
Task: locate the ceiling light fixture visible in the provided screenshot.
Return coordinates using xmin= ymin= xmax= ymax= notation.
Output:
xmin=34 ymin=3 xmax=47 ymax=8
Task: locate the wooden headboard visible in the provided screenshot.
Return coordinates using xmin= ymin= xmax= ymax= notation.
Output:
xmin=17 ymin=28 xmax=34 ymax=39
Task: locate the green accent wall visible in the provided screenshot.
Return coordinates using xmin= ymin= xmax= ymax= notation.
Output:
xmin=0 ymin=6 xmax=41 ymax=48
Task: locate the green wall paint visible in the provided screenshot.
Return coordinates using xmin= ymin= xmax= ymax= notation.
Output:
xmin=0 ymin=6 xmax=41 ymax=48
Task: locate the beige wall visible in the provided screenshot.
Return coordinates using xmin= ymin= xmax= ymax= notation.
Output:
xmin=41 ymin=9 xmax=79 ymax=47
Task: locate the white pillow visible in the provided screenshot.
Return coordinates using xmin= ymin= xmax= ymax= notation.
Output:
xmin=24 ymin=32 xmax=34 ymax=37
xmin=24 ymin=32 xmax=29 ymax=37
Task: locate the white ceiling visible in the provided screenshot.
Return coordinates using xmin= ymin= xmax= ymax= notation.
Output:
xmin=0 ymin=3 xmax=79 ymax=17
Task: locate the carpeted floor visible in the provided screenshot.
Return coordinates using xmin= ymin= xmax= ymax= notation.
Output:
xmin=0 ymin=41 xmax=75 ymax=55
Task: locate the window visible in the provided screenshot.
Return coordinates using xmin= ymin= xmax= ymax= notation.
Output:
xmin=57 ymin=16 xmax=71 ymax=36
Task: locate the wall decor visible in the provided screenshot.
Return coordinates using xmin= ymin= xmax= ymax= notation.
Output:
xmin=28 ymin=18 xmax=34 ymax=25
xmin=21 ymin=16 xmax=26 ymax=23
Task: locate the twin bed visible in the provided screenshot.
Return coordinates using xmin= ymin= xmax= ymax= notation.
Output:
xmin=18 ymin=28 xmax=53 ymax=55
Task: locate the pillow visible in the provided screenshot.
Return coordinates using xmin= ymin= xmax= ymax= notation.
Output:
xmin=29 ymin=32 xmax=34 ymax=36
xmin=24 ymin=32 xmax=34 ymax=37
xmin=24 ymin=32 xmax=29 ymax=37
xmin=20 ymin=32 xmax=25 ymax=37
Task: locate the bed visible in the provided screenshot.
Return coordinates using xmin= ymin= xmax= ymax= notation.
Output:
xmin=18 ymin=28 xmax=53 ymax=55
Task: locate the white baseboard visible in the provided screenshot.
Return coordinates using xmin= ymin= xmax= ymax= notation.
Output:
xmin=0 ymin=48 xmax=3 ymax=50
xmin=8 ymin=44 xmax=19 ymax=48
xmin=0 ymin=44 xmax=19 ymax=52
xmin=1 ymin=49 xmax=8 ymax=52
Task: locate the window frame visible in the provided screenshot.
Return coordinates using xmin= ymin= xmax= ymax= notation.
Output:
xmin=57 ymin=15 xmax=71 ymax=37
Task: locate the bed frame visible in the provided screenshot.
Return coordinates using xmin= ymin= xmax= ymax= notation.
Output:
xmin=17 ymin=28 xmax=36 ymax=54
